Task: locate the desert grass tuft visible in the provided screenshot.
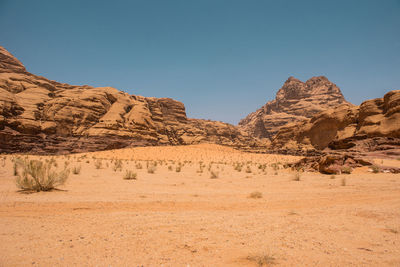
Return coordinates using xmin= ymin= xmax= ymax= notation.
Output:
xmin=247 ymin=253 xmax=276 ymax=266
xmin=135 ymin=162 xmax=143 ymax=169
xmin=385 ymin=227 xmax=398 ymax=234
xmin=245 ymin=166 xmax=252 ymax=173
xmin=292 ymin=172 xmax=301 ymax=181
xmin=249 ymin=191 xmax=263 ymax=199
xmin=370 ymin=165 xmax=380 ymax=173
xmin=13 ymin=161 xmax=18 ymax=176
xmin=234 ymin=163 xmax=242 ymax=172
xmin=113 ymin=160 xmax=123 ymax=172
xmin=210 ymin=170 xmax=219 ymax=179
xmin=341 ymin=166 xmax=352 ymax=174
xmin=123 ymin=170 xmax=137 ymax=180
xmin=94 ymin=159 xmax=102 ymax=169
xmin=147 ymin=165 xmax=156 ymax=174
xmin=72 ymin=165 xmax=81 ymax=175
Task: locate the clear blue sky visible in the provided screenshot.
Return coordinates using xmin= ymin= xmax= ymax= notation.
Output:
xmin=1 ymin=0 xmax=399 ymax=124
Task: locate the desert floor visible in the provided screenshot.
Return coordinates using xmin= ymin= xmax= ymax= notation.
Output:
xmin=0 ymin=144 xmax=399 ymax=266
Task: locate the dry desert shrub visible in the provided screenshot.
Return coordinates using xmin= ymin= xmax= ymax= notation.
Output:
xmin=135 ymin=162 xmax=143 ymax=169
xmin=175 ymin=165 xmax=181 ymax=172
xmin=271 ymin=163 xmax=279 ymax=171
xmin=94 ymin=159 xmax=102 ymax=169
xmin=210 ymin=170 xmax=218 ymax=179
xmin=147 ymin=165 xmax=156 ymax=174
xmin=113 ymin=159 xmax=123 ymax=172
xmin=249 ymin=191 xmax=263 ymax=199
xmin=292 ymin=172 xmax=301 ymax=181
xmin=15 ymin=159 xmax=69 ymax=192
xmin=72 ymin=165 xmax=81 ymax=175
xmin=234 ymin=162 xmax=242 ymax=172
xmin=13 ymin=160 xmax=18 ymax=176
xmin=247 ymin=253 xmax=276 ymax=266
xmin=245 ymin=166 xmax=252 ymax=173
xmin=341 ymin=166 xmax=352 ymax=174
xmin=258 ymin=163 xmax=267 ymax=172
xmin=370 ymin=165 xmax=380 ymax=173
xmin=123 ymin=170 xmax=137 ymax=180
xmin=196 ymin=163 xmax=204 ymax=173
xmin=385 ymin=227 xmax=398 ymax=234
xmin=64 ymin=161 xmax=70 ymax=169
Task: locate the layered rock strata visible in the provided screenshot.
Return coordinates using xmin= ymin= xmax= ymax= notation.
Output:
xmin=0 ymin=46 xmax=258 ymax=154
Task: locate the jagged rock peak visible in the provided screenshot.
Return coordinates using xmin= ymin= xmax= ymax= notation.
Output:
xmin=0 ymin=46 xmax=26 ymax=73
xmin=276 ymin=76 xmax=344 ymax=101
xmin=239 ymin=75 xmax=351 ymax=139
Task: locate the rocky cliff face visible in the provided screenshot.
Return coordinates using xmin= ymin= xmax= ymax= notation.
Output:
xmin=238 ymin=76 xmax=351 ymax=139
xmin=0 ymin=46 xmax=258 ymax=154
xmin=271 ymin=90 xmax=400 ymax=157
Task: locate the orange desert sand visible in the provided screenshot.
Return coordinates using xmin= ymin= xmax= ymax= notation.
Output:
xmin=0 ymin=144 xmax=399 ymax=266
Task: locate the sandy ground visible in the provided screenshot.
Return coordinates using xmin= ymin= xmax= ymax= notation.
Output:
xmin=0 ymin=144 xmax=399 ymax=266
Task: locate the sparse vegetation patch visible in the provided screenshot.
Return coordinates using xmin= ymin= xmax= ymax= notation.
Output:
xmin=123 ymin=170 xmax=137 ymax=180
xmin=15 ymin=159 xmax=69 ymax=192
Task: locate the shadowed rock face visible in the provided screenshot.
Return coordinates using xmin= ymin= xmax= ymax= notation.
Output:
xmin=239 ymin=76 xmax=351 ymax=139
xmin=0 ymin=46 xmax=258 ymax=154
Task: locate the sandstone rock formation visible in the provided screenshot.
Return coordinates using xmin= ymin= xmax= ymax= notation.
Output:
xmin=271 ymin=90 xmax=400 ymax=155
xmin=239 ymin=76 xmax=351 ymax=139
xmin=291 ymin=154 xmax=373 ymax=174
xmin=0 ymin=46 xmax=258 ymax=154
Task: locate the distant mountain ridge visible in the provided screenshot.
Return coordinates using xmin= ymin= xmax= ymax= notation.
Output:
xmin=1 ymin=46 xmax=399 ymax=157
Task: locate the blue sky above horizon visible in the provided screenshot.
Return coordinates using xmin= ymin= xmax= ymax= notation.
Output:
xmin=1 ymin=0 xmax=399 ymax=124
